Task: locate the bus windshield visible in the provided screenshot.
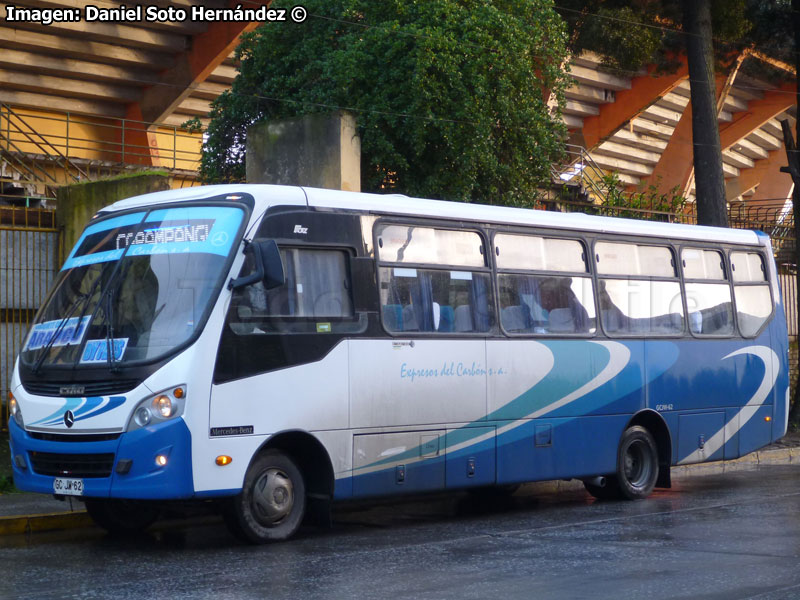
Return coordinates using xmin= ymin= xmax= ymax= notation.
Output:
xmin=20 ymin=205 xmax=244 ymax=370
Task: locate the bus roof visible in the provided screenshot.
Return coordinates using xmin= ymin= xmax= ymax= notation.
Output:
xmin=102 ymin=183 xmax=763 ymax=247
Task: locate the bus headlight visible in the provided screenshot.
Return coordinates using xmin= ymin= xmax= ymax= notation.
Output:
xmin=134 ymin=406 xmax=151 ymax=427
xmin=154 ymin=395 xmax=174 ymax=418
xmin=8 ymin=393 xmax=23 ymax=428
xmin=127 ymin=386 xmax=186 ymax=432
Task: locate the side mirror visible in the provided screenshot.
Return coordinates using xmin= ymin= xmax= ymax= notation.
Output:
xmin=228 ymin=240 xmax=285 ymax=291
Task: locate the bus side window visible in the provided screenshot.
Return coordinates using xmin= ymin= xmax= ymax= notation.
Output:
xmin=227 ymin=248 xmax=354 ymax=334
xmin=731 ymin=251 xmax=771 ymax=337
xmin=596 ymin=242 xmax=684 ymax=336
xmin=378 ymin=267 xmax=493 ymax=333
xmin=376 ymin=224 xmax=492 ymax=335
xmin=380 ymin=267 xmax=492 ymax=333
xmin=494 ymin=233 xmax=595 ymax=336
xmin=682 ymin=248 xmax=733 ymax=336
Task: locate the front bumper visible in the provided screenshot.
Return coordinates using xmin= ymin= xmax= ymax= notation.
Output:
xmin=9 ymin=418 xmax=194 ymax=500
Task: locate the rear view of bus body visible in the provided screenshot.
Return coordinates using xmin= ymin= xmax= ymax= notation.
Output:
xmin=8 ymin=184 xmax=789 ymax=542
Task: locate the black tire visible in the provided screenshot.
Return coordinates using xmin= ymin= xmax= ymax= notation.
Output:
xmin=224 ymin=450 xmax=306 ymax=544
xmin=585 ymin=425 xmax=659 ymax=501
xmin=84 ymin=499 xmax=160 ymax=534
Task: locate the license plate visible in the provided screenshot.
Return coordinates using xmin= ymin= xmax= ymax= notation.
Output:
xmin=53 ymin=477 xmax=83 ymax=496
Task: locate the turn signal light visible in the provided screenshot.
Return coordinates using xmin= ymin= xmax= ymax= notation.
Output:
xmin=216 ymin=455 xmax=233 ymax=466
xmin=765 ymin=416 xmax=772 ymax=422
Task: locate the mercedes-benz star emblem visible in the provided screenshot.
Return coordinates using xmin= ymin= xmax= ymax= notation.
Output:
xmin=63 ymin=410 xmax=75 ymax=428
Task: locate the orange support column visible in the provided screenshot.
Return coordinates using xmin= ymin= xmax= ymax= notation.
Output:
xmin=733 ymin=147 xmax=794 ymax=202
xmin=117 ymin=105 xmax=160 ymax=167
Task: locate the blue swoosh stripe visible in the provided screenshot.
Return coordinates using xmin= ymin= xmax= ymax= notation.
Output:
xmin=32 ymin=397 xmax=85 ymax=426
xmin=356 ymin=340 xmax=680 ymax=473
xmin=76 ymin=396 xmax=126 ymax=422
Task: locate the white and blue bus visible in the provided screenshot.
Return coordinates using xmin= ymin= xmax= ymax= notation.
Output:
xmin=8 ymin=184 xmax=790 ymax=542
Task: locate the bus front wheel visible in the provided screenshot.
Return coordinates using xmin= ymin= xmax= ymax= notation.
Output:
xmin=224 ymin=450 xmax=306 ymax=543
xmin=585 ymin=425 xmax=658 ymax=501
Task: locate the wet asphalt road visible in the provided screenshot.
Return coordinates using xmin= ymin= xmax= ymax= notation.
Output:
xmin=2 ymin=466 xmax=800 ymax=600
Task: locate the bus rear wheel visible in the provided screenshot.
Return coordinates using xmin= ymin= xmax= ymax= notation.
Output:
xmin=224 ymin=450 xmax=306 ymax=543
xmin=585 ymin=425 xmax=658 ymax=501
xmin=84 ymin=499 xmax=160 ymax=535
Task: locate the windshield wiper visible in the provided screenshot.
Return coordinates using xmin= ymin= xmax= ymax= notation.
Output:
xmin=104 ymin=289 xmax=119 ymax=373
xmin=31 ymin=272 xmax=106 ymax=375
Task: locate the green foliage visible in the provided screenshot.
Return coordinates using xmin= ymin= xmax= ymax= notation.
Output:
xmin=180 ymin=117 xmax=205 ymax=135
xmin=558 ymin=0 xmax=761 ymax=73
xmin=201 ymin=0 xmax=571 ymax=206
xmin=566 ymin=4 xmax=666 ymax=72
xmin=0 ymin=475 xmax=15 ymax=494
xmin=599 ymin=173 xmax=687 ymax=220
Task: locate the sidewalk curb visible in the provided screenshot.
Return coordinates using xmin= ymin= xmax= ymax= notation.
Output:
xmin=0 ymin=510 xmax=92 ymax=536
xmin=0 ymin=446 xmax=797 ymax=536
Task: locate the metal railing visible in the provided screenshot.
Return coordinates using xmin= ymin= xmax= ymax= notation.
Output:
xmin=550 ymin=144 xmax=613 ymax=202
xmin=0 ymin=105 xmax=203 ymax=198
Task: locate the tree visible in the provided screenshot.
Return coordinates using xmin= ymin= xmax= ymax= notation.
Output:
xmin=682 ymin=0 xmax=727 ymax=227
xmin=200 ymin=0 xmax=571 ymax=206
xmin=557 ymin=0 xmax=756 ymax=227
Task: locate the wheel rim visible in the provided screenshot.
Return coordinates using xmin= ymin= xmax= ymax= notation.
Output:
xmin=623 ymin=440 xmax=653 ymax=489
xmin=251 ymin=468 xmax=294 ymax=526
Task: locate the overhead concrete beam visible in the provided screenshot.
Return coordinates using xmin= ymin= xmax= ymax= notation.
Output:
xmin=191 ymin=81 xmax=230 ymax=100
xmin=609 ymin=128 xmax=668 ymax=153
xmin=207 ymin=64 xmax=238 ymax=83
xmin=174 ymin=97 xmax=213 ymax=117
xmin=568 ymin=64 xmax=632 ymax=91
xmin=630 ymin=117 xmax=675 ymax=140
xmin=17 ymin=0 xmax=208 ymax=35
xmin=746 ymin=128 xmax=782 ymax=151
xmin=596 ymin=141 xmax=661 ymax=164
xmin=0 ymin=68 xmax=141 ymax=103
xmin=561 ymin=114 xmax=584 ymax=129
xmin=719 ymin=82 xmax=796 ymax=152
xmin=659 ymin=92 xmax=690 ymax=112
xmin=591 ymin=154 xmax=654 ymax=177
xmin=0 ymin=3 xmax=187 ymax=51
xmin=581 ymin=57 xmax=689 ymax=150
xmin=564 ymin=83 xmax=616 ymax=104
xmin=162 ymin=114 xmax=210 ymax=129
xmin=639 ymin=104 xmax=683 ymax=127
xmin=730 ymin=138 xmax=770 ymax=160
xmin=0 ymin=47 xmax=158 ymax=85
xmin=722 ymin=149 xmax=755 ymax=170
xmin=136 ymin=0 xmax=268 ymax=126
xmin=0 ymin=27 xmax=171 ymax=68
xmin=562 ymin=99 xmax=600 ymax=117
xmin=725 ymin=146 xmax=792 ymax=202
xmin=0 ymin=88 xmax=124 ymax=117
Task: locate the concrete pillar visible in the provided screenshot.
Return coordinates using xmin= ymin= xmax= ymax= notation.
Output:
xmin=56 ymin=172 xmax=171 ymax=252
xmin=246 ymin=111 xmax=361 ymax=192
